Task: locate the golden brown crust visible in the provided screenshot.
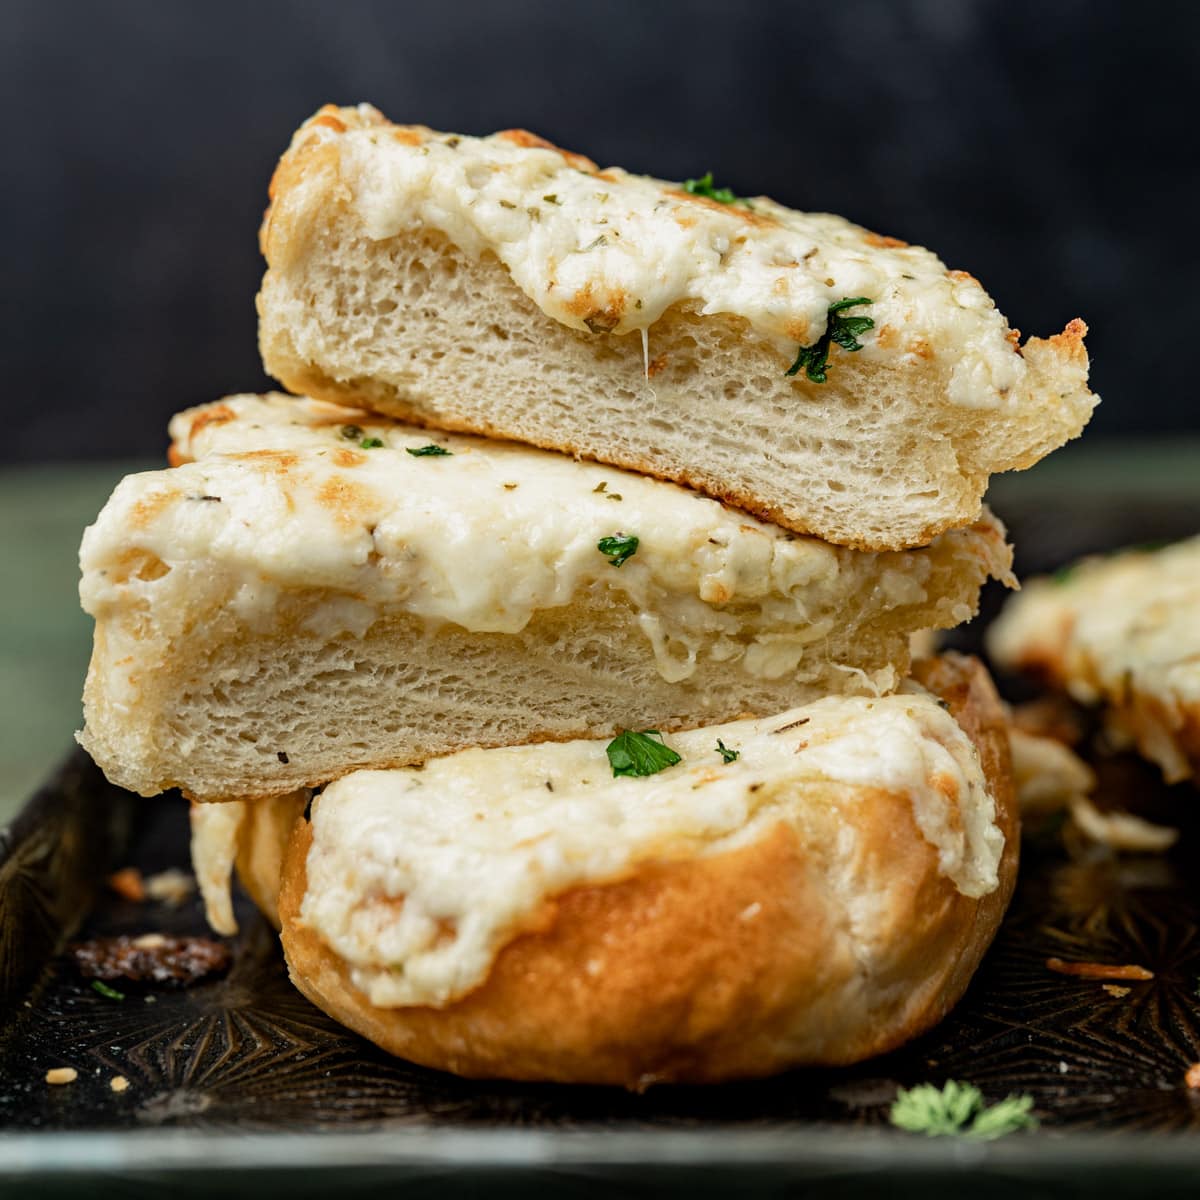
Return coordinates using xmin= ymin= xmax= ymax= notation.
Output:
xmin=278 ymin=654 xmax=1017 ymax=1085
xmin=234 ymin=792 xmax=308 ymax=930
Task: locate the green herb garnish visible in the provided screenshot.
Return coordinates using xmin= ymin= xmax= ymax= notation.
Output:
xmin=716 ymin=739 xmax=740 ymax=764
xmin=606 ymin=730 xmax=682 ymax=778
xmin=406 ymin=444 xmax=452 ymax=457
xmin=360 ymin=437 xmax=384 ymax=449
xmin=889 ymin=1081 xmax=1037 ymax=1140
xmin=682 ymin=172 xmax=749 ymax=207
xmin=91 ymin=980 xmax=125 ymax=1002
xmin=786 ymin=297 xmax=874 ymax=383
xmin=597 ymin=533 xmax=639 ymax=567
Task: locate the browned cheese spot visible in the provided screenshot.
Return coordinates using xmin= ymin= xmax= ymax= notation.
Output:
xmin=317 ymin=475 xmax=375 ymax=531
xmin=495 ymin=128 xmax=598 ymax=174
xmin=863 ymin=231 xmax=909 ymax=249
xmin=567 ymin=282 xmax=627 ymax=333
xmin=392 ymin=126 xmax=426 ymax=147
xmin=663 ymin=188 xmax=778 ymax=228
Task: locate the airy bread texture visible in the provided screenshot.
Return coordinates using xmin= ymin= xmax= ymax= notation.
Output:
xmin=258 ymin=104 xmax=1095 ymax=551
xmin=277 ymin=654 xmax=1017 ymax=1086
xmin=78 ymin=395 xmax=1012 ymax=803
xmin=988 ymin=537 xmax=1200 ymax=785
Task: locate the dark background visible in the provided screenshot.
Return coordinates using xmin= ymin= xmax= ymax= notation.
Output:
xmin=2 ymin=0 xmax=1197 ymax=463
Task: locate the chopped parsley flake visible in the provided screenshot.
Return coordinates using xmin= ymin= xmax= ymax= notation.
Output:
xmin=597 ymin=533 xmax=639 ymax=567
xmin=889 ymin=1081 xmax=1037 ymax=1140
xmin=786 ymin=297 xmax=874 ymax=383
xmin=715 ymin=739 xmax=740 ymax=764
xmin=91 ymin=980 xmax=125 ymax=1002
xmin=682 ymin=172 xmax=750 ymax=207
xmin=406 ymin=444 xmax=452 ymax=457
xmin=606 ymin=730 xmax=682 ymax=778
xmin=340 ymin=424 xmax=365 ymax=441
xmin=543 ymin=193 xmax=560 ymax=204
xmin=360 ymin=437 xmax=385 ymax=449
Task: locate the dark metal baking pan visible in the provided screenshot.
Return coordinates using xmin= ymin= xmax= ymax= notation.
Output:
xmin=4 ymin=493 xmax=1200 ymax=1198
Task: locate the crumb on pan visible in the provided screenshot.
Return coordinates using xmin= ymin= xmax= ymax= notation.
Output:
xmin=1187 ymin=1063 xmax=1200 ymax=1090
xmin=110 ymin=1075 xmax=130 ymax=1093
xmin=1045 ymin=957 xmax=1154 ymax=981
xmin=1102 ymin=984 xmax=1131 ymax=998
xmin=106 ymin=867 xmax=145 ymax=902
xmin=45 ymin=1067 xmax=77 ymax=1085
xmin=1069 ymin=797 xmax=1179 ymax=853
xmin=144 ymin=868 xmax=196 ymax=906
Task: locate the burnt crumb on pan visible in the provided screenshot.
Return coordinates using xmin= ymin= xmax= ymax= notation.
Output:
xmin=71 ymin=934 xmax=231 ymax=988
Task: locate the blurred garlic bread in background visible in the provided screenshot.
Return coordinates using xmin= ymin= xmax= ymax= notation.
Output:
xmin=989 ymin=537 xmax=1200 ymax=785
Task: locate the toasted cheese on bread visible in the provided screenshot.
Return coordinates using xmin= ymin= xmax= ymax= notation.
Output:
xmin=258 ymin=104 xmax=1095 ymax=550
xmin=76 ymin=395 xmax=1012 ymax=802
xmin=299 ymin=684 xmax=1003 ymax=1010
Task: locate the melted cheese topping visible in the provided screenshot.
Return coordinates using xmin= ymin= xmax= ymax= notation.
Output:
xmin=989 ymin=537 xmax=1200 ymax=780
xmin=287 ymin=106 xmax=1032 ymax=410
xmin=301 ymin=687 xmax=1002 ymax=1008
xmin=81 ymin=395 xmax=1003 ymax=693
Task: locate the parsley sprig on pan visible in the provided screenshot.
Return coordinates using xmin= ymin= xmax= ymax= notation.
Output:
xmin=682 ymin=172 xmax=750 ymax=207
xmin=889 ymin=1081 xmax=1037 ymax=1139
xmin=786 ymin=297 xmax=874 ymax=383
xmin=90 ymin=980 xmax=125 ymax=1002
xmin=606 ymin=730 xmax=682 ymax=778
xmin=597 ymin=534 xmax=639 ymax=567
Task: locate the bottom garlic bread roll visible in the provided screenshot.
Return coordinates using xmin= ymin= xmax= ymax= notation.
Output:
xmin=988 ymin=536 xmax=1200 ymax=785
xmin=270 ymin=654 xmax=1015 ymax=1086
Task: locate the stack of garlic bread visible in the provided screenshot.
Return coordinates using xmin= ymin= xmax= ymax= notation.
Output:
xmin=77 ymin=103 xmax=1096 ymax=1086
